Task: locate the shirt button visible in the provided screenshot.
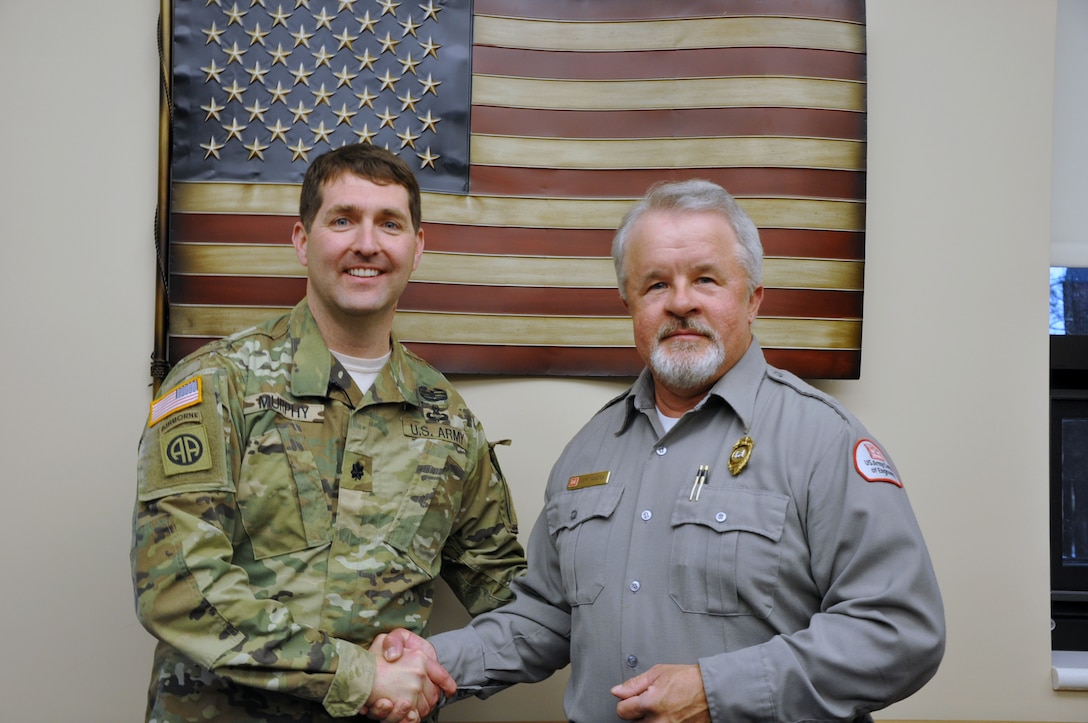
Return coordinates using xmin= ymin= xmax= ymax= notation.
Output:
xmin=715 ymin=512 xmax=727 ymax=523
xmin=626 ymin=655 xmax=638 ymax=668
xmin=629 ymin=580 xmax=641 ymax=592
xmin=640 ymin=510 xmax=652 ymax=521
xmin=570 ymin=510 xmax=578 ymax=521
xmin=655 ymin=447 xmax=667 ymax=456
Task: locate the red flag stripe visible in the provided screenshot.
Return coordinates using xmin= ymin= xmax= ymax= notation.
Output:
xmin=473 ymin=46 xmax=865 ymax=82
xmin=474 ymin=0 xmax=865 ymax=23
xmin=171 ymin=215 xmax=865 ymax=260
xmin=169 ymin=276 xmax=863 ymax=319
xmin=166 ymin=338 xmax=860 ymax=380
xmin=472 ymin=106 xmax=866 ymax=141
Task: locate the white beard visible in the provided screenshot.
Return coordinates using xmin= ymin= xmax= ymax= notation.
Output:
xmin=649 ymin=321 xmax=726 ymax=392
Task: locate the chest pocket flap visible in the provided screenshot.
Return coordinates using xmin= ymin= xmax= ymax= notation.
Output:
xmin=547 ymin=482 xmax=625 ymax=535
xmin=671 ymin=486 xmax=789 ymax=541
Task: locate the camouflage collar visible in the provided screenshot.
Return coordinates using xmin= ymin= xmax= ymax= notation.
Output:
xmin=286 ymin=300 xmax=422 ymax=409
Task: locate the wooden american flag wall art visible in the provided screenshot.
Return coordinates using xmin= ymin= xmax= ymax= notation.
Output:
xmin=154 ymin=0 xmax=866 ymax=380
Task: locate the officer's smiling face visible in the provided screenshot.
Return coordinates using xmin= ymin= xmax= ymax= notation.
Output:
xmin=292 ymin=172 xmax=424 ymax=337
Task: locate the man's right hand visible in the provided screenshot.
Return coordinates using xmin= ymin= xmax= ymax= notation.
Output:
xmin=362 ymin=631 xmax=455 ymax=722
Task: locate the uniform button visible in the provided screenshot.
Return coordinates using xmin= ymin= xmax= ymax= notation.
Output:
xmin=570 ymin=510 xmax=578 ymax=521
xmin=640 ymin=510 xmax=652 ymax=521
xmin=629 ymin=580 xmax=641 ymax=592
xmin=655 ymin=446 xmax=667 ymax=456
xmin=715 ymin=512 xmax=727 ymax=523
xmin=626 ymin=655 xmax=638 ymax=668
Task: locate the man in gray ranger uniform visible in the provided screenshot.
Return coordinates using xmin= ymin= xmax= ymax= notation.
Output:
xmin=374 ymin=178 xmax=945 ymax=723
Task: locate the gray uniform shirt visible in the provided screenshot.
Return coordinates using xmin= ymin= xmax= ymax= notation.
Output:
xmin=432 ymin=342 xmax=945 ymax=722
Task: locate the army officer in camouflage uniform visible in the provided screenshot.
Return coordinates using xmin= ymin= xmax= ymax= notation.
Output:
xmin=131 ymin=144 xmax=526 ymax=722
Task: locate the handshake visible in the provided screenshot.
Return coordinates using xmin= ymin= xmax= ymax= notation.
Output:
xmin=363 ymin=629 xmax=453 ymax=723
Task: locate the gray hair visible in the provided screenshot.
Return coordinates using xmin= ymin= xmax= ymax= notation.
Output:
xmin=612 ymin=179 xmax=763 ymax=301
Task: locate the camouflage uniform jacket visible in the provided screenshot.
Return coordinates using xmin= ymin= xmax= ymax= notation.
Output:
xmin=131 ymin=300 xmax=525 ymax=721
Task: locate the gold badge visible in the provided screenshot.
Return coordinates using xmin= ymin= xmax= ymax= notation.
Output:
xmin=728 ymin=436 xmax=754 ymax=476
xmin=568 ymin=470 xmax=610 ymax=490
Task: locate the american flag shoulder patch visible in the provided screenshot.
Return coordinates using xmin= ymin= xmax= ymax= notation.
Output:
xmin=149 ymin=377 xmax=203 ymax=427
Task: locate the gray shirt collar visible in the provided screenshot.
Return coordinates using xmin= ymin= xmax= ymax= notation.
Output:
xmin=618 ymin=338 xmax=766 ymax=434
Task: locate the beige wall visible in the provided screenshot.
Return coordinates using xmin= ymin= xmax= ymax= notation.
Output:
xmin=0 ymin=0 xmax=1077 ymax=719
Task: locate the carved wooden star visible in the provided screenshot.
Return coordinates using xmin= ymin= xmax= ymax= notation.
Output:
xmin=418 ymin=0 xmax=441 ymax=22
xmin=269 ymin=5 xmax=292 ymax=27
xmin=289 ymin=137 xmax=313 ymax=161
xmin=223 ymin=117 xmax=248 ymax=142
xmin=202 ymin=135 xmax=225 ymax=159
xmin=417 ymin=109 xmax=439 ymax=133
xmin=400 ymin=16 xmax=420 ymax=37
xmin=246 ymin=61 xmax=269 ymax=84
xmin=355 ymin=48 xmax=378 ymax=71
xmin=377 ymin=69 xmax=399 ymax=92
xmin=202 ymin=22 xmax=225 ymax=45
xmin=416 ymin=146 xmax=439 ymax=169
xmin=396 ymin=125 xmax=420 ymax=149
xmin=398 ymin=90 xmax=420 ymax=112
xmin=333 ymin=103 xmax=357 ymax=126
xmin=311 ymin=120 xmax=334 ymax=144
xmin=268 ymin=81 xmax=291 ymax=104
xmin=312 ymin=7 xmax=335 ymax=30
xmin=311 ymin=82 xmax=335 ymax=106
xmin=418 ymin=73 xmax=440 ymax=96
xmin=356 ymin=10 xmax=378 ymax=34
xmin=225 ymin=3 xmax=248 ymax=26
xmin=224 ymin=41 xmax=248 ymax=65
xmin=334 ymin=27 xmax=358 ymax=51
xmin=419 ymin=37 xmax=440 ymax=59
xmin=377 ymin=32 xmax=400 ymax=55
xmin=246 ymin=22 xmax=269 ymax=46
xmin=201 ymin=59 xmax=224 ymax=83
xmin=353 ymin=123 xmax=378 ymax=143
xmin=354 ymin=86 xmax=378 ymax=108
xmin=202 ymin=97 xmax=226 ymax=121
xmin=291 ymin=61 xmax=314 ymax=85
xmin=334 ymin=64 xmax=358 ymax=88
xmin=266 ymin=119 xmax=291 ymax=143
xmin=245 ymin=98 xmax=269 ymax=121
xmin=290 ymin=100 xmax=314 ymax=122
xmin=376 ymin=106 xmax=399 ymax=129
xmin=269 ymin=43 xmax=291 ymax=65
xmin=311 ymin=44 xmax=335 ymax=68
xmin=245 ymin=134 xmax=269 ymax=160
xmin=291 ymin=23 xmax=313 ymax=48
xmin=397 ymin=52 xmax=421 ymax=76
xmin=223 ymin=79 xmax=248 ymax=103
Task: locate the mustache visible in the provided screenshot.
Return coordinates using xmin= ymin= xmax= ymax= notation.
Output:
xmin=656 ymin=318 xmax=717 ymax=342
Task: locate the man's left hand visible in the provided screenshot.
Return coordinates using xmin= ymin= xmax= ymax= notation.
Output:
xmin=611 ymin=663 xmax=710 ymax=723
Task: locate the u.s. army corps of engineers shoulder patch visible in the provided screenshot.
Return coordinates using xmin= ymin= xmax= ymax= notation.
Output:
xmin=853 ymin=439 xmax=902 ymax=487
